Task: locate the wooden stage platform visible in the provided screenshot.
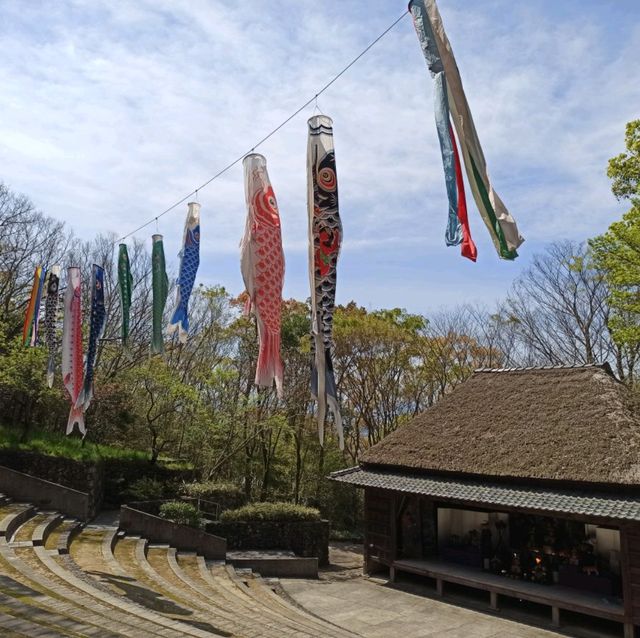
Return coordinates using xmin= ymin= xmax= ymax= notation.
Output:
xmin=391 ymin=558 xmax=632 ymax=637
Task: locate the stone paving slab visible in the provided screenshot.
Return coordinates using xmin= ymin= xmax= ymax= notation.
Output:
xmin=280 ymin=577 xmax=565 ymax=638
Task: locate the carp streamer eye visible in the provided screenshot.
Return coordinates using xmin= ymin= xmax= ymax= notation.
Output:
xmin=318 ymin=167 xmax=336 ymax=192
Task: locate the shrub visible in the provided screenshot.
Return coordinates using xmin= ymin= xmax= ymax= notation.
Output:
xmin=126 ymin=477 xmax=165 ymax=501
xmin=180 ymin=480 xmax=245 ymax=511
xmin=159 ymin=501 xmax=203 ymax=528
xmin=219 ymin=502 xmax=321 ymax=523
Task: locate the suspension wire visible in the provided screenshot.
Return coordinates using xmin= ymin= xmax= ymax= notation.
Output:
xmin=115 ymin=10 xmax=408 ymax=245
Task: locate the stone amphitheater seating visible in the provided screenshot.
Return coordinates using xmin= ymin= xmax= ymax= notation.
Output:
xmin=0 ymin=495 xmax=359 ymax=637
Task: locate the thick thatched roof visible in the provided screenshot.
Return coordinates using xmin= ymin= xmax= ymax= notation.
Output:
xmin=361 ymin=364 xmax=640 ymax=486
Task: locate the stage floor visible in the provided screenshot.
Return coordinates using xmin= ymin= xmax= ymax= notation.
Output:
xmin=392 ymin=558 xmax=625 ymax=624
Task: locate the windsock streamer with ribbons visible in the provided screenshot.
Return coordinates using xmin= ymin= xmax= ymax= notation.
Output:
xmin=409 ymin=0 xmax=523 ymax=260
xmin=22 ymin=266 xmax=45 ymax=346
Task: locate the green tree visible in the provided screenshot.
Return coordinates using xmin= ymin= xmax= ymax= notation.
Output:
xmin=607 ymin=120 xmax=640 ymax=201
xmin=122 ymin=358 xmax=199 ymax=464
xmin=0 ymin=323 xmax=64 ymax=437
xmin=590 ymin=120 xmax=640 ymax=369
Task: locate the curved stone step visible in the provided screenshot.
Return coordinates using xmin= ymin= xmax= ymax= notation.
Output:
xmin=0 ymin=607 xmax=68 ymax=637
xmin=107 ymin=534 xmax=231 ymax=637
xmin=0 ymin=566 xmax=123 ymax=637
xmin=169 ymin=550 xmax=316 ymax=637
xmin=44 ymin=519 xmax=79 ymax=552
xmin=0 ymin=586 xmax=117 ymax=637
xmin=0 ymin=505 xmax=36 ymax=540
xmin=124 ymin=538 xmax=250 ymax=636
xmin=57 ymin=520 xmax=84 ymax=556
xmin=11 ymin=511 xmax=53 ymax=545
xmin=32 ymin=513 xmax=64 ymax=547
xmin=9 ymin=543 xmax=164 ymax=637
xmin=244 ymin=570 xmax=358 ymax=638
xmin=184 ymin=554 xmax=340 ymax=637
xmin=210 ymin=560 xmax=319 ymax=634
xmin=223 ymin=564 xmax=359 ymax=638
xmin=1 ymin=538 xmax=195 ymax=638
xmin=142 ymin=540 xmax=318 ymax=637
xmin=46 ymin=542 xmax=220 ymax=638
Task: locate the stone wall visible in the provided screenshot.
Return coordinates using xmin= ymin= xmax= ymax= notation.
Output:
xmin=120 ymin=503 xmax=226 ymax=559
xmin=0 ymin=449 xmax=194 ymax=511
xmin=0 ymin=450 xmax=102 ymax=517
xmin=0 ymin=465 xmax=91 ymax=520
xmin=207 ymin=520 xmax=330 ymax=566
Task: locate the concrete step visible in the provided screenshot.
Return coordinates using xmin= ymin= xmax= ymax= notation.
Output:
xmin=224 ymin=563 xmax=358 ymax=638
xmin=11 ymin=512 xmax=51 ymax=544
xmin=44 ymin=519 xmax=78 ymax=552
xmin=0 ymin=499 xmax=360 ymax=638
xmin=3 ymin=537 xmax=195 ymax=638
xmin=0 ymin=585 xmax=120 ymax=637
xmin=0 ymin=607 xmax=69 ymax=637
xmin=32 ymin=513 xmax=65 ymax=547
xmin=168 ymin=549 xmax=310 ymax=637
xmin=0 ymin=504 xmax=36 ymax=540
xmin=127 ymin=538 xmax=241 ymax=636
xmin=184 ymin=553 xmax=334 ymax=637
xmin=108 ymin=534 xmax=228 ymax=637
xmin=0 ymin=553 xmax=125 ymax=636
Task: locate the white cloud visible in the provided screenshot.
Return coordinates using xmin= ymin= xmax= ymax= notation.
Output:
xmin=0 ymin=0 xmax=638 ymax=313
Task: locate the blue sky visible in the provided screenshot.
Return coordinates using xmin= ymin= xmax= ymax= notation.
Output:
xmin=1 ymin=0 xmax=639 ymax=314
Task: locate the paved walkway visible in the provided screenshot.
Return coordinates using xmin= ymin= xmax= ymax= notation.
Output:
xmin=279 ymin=544 xmax=617 ymax=638
xmin=281 ymin=576 xmax=564 ymax=638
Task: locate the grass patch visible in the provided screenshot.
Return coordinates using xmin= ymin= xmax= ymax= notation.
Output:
xmin=220 ymin=501 xmax=321 ymax=523
xmin=0 ymin=425 xmax=149 ymax=462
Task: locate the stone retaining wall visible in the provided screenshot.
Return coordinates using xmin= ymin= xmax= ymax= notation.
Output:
xmin=0 ymin=449 xmax=194 ymax=511
xmin=0 ymin=465 xmax=91 ymax=520
xmin=120 ymin=502 xmax=227 ymax=560
xmin=0 ymin=451 xmax=102 ymax=516
xmin=207 ymin=520 xmax=330 ymax=566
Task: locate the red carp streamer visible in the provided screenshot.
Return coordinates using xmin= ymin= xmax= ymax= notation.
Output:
xmin=240 ymin=153 xmax=285 ymax=397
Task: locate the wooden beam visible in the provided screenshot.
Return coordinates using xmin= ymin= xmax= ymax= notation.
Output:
xmin=387 ymin=489 xmax=629 ymax=528
xmin=621 ymin=524 xmax=636 ymax=622
xmin=551 ymin=606 xmax=560 ymax=627
xmin=490 ymin=591 xmax=498 ymax=611
xmin=390 ymin=493 xmax=398 ymax=561
xmin=624 ymin=623 xmax=635 ymax=638
xmin=436 ymin=578 xmax=443 ymax=596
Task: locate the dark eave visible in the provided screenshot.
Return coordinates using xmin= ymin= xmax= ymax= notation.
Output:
xmin=329 ymin=466 xmax=640 ymax=523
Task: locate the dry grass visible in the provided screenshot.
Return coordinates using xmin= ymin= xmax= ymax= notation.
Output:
xmin=362 ymin=365 xmax=640 ymax=485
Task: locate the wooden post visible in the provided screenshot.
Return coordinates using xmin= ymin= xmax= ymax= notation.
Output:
xmin=389 ymin=566 xmax=396 ymax=583
xmin=436 ymin=578 xmax=443 ymax=596
xmin=390 ymin=493 xmax=398 ymax=562
xmin=490 ymin=591 xmax=498 ymax=611
xmin=624 ymin=623 xmax=635 ymax=638
xmin=551 ymin=606 xmax=560 ymax=627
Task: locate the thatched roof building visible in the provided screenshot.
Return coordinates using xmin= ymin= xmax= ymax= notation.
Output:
xmin=331 ymin=364 xmax=640 ymax=636
xmin=359 ymin=363 xmax=640 ymax=487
